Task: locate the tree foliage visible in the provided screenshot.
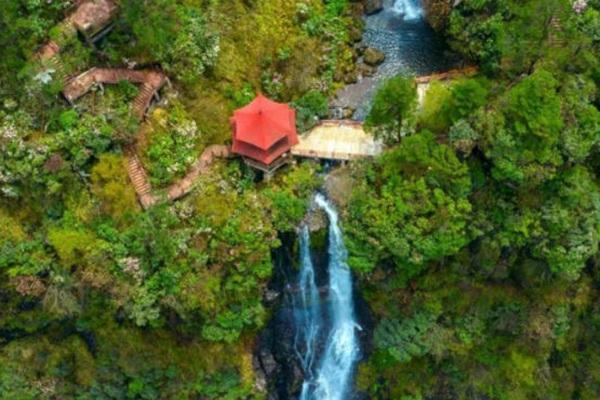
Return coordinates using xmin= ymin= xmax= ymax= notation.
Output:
xmin=123 ymin=1 xmax=219 ymax=84
xmin=346 ymin=132 xmax=472 ymax=279
xmin=365 ymin=75 xmax=417 ymax=144
xmin=354 ymin=2 xmax=600 ymax=398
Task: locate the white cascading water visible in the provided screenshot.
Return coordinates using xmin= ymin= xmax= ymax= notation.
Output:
xmin=392 ymin=0 xmax=424 ymax=21
xmin=298 ymin=194 xmax=360 ymax=400
xmin=294 ymin=226 xmax=322 ymax=375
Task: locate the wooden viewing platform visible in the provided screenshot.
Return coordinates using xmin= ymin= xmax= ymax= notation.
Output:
xmin=291 ymin=120 xmax=383 ymax=161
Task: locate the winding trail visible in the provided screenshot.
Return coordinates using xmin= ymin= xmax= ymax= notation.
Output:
xmin=35 ymin=0 xmax=232 ymax=209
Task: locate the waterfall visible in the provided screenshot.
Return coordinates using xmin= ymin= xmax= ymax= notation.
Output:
xmin=297 ymin=193 xmax=360 ymax=400
xmin=293 ymin=226 xmax=322 ymax=374
xmin=392 ymin=0 xmax=424 ymax=21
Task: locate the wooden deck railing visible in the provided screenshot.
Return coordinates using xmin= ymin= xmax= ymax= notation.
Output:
xmin=414 ymin=66 xmax=478 ymax=84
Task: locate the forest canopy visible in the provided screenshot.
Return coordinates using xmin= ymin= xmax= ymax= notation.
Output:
xmin=0 ymin=0 xmax=599 ymax=399
xmin=350 ymin=0 xmax=600 ymax=398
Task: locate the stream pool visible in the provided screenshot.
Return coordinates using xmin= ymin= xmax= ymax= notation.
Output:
xmin=334 ymin=0 xmax=459 ymax=119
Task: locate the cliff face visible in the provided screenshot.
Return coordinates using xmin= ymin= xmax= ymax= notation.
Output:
xmin=422 ymin=0 xmax=456 ymax=31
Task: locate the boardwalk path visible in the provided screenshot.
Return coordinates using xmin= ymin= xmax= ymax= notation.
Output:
xmin=36 ymin=1 xmax=232 ymax=209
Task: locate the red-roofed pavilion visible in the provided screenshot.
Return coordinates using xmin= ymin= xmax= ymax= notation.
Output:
xmin=231 ymin=94 xmax=298 ymax=174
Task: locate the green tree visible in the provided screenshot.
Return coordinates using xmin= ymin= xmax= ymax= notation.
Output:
xmin=346 ymin=131 xmax=472 ymax=279
xmin=419 ymin=78 xmax=489 ymax=135
xmin=559 ymin=75 xmax=600 ymax=162
xmin=374 ymin=311 xmax=449 ymax=363
xmin=365 ymin=76 xmax=417 ymax=144
xmin=532 ymin=166 xmax=600 ymax=280
xmin=447 ymin=3 xmax=506 ymax=74
xmin=483 ymin=70 xmax=564 ymax=185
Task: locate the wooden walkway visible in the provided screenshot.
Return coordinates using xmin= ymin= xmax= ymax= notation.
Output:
xmin=34 ymin=0 xmax=231 ymax=209
xmin=291 ymin=120 xmax=383 ymax=161
xmin=63 ymin=67 xmax=231 ymax=208
xmin=166 ymin=145 xmax=232 ymax=201
xmin=63 ymin=68 xmax=168 ymax=118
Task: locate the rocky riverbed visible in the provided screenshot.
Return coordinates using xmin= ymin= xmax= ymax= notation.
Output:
xmin=332 ymin=0 xmax=460 ymax=120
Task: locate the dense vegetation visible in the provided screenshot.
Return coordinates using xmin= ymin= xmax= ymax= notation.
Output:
xmin=0 ymin=0 xmax=349 ymax=397
xmin=1 ymin=0 xmax=599 ymax=399
xmin=347 ymin=0 xmax=600 ymax=398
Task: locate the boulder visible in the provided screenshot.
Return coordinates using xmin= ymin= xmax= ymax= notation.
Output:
xmin=356 ymin=62 xmax=376 ymax=78
xmin=364 ymin=0 xmax=383 ymax=15
xmin=422 ymin=0 xmax=455 ymax=31
xmin=355 ymin=43 xmax=367 ymax=56
xmin=344 ymin=72 xmax=358 ymax=84
xmin=342 ymin=107 xmax=356 ymax=119
xmin=305 ymin=207 xmax=327 ymax=233
xmin=324 ymin=166 xmax=356 ymax=209
xmin=363 ymin=47 xmax=385 ymax=66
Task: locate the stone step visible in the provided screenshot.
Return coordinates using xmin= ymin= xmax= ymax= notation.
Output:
xmin=130 ymin=173 xmax=146 ymax=182
xmin=131 ymin=179 xmax=150 ymax=193
xmin=131 ymin=176 xmax=148 ymax=186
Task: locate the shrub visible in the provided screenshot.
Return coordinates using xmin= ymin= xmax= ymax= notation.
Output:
xmin=291 ymin=90 xmax=329 ymax=132
xmin=365 ymin=76 xmax=417 ymax=144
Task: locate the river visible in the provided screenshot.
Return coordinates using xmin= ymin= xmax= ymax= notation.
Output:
xmin=276 ymin=1 xmax=455 ymax=398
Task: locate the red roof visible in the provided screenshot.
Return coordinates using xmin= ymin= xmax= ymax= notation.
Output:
xmin=231 ymin=94 xmax=298 ymax=165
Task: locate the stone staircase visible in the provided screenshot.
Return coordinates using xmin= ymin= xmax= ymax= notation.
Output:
xmin=55 ymin=19 xmax=78 ymax=44
xmin=548 ymin=16 xmax=565 ymax=46
xmin=36 ymin=41 xmax=69 ymax=84
xmin=60 ymin=67 xmax=169 ymax=208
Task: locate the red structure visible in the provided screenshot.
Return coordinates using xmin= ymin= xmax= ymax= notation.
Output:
xmin=231 ymin=94 xmax=298 ymax=170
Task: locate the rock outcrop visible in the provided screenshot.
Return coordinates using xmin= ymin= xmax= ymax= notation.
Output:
xmin=422 ymin=0 xmax=458 ymax=31
xmin=363 ymin=0 xmax=384 ymax=15
xmin=363 ymin=47 xmax=385 ymax=66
